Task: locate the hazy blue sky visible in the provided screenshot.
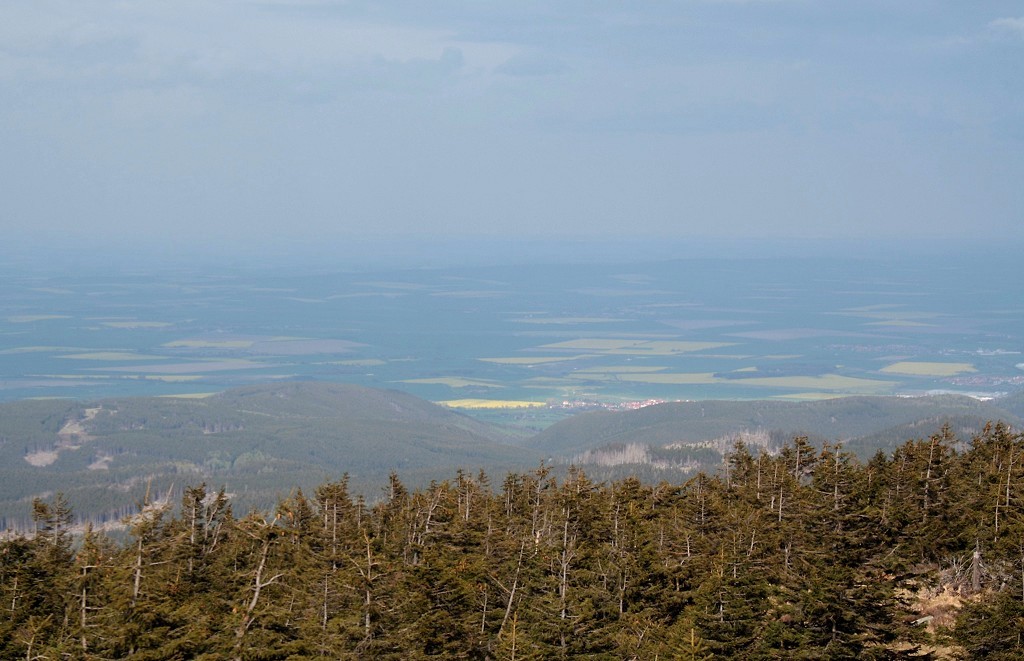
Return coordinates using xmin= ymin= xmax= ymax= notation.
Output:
xmin=2 ymin=1 xmax=1022 ymax=254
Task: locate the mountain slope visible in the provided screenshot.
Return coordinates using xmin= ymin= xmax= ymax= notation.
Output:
xmin=527 ymin=394 xmax=1022 ymax=458
xmin=996 ymin=389 xmax=1024 ymax=420
xmin=4 ymin=384 xmax=1022 ymax=531
xmin=0 ymin=382 xmax=539 ymax=530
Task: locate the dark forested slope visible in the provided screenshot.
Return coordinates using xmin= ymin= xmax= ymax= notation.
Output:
xmin=996 ymin=389 xmax=1024 ymax=419
xmin=0 ymin=382 xmax=538 ymax=530
xmin=2 ymin=384 xmax=1022 ymax=531
xmin=4 ymin=423 xmax=1023 ymax=659
xmin=529 ymin=394 xmax=1022 ymax=457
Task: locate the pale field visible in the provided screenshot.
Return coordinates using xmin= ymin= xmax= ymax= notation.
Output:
xmin=164 ymin=339 xmax=255 ymax=348
xmin=61 ymin=352 xmax=168 ymax=361
xmin=739 ymin=375 xmax=895 ymax=391
xmin=88 ymin=455 xmax=112 ymax=470
xmin=29 ymin=287 xmax=74 ymax=295
xmin=539 ymin=339 xmax=733 ymax=354
xmin=158 ymin=392 xmax=218 ymax=399
xmin=540 ymin=339 xmax=644 ymax=350
xmin=24 ymin=450 xmax=59 ymax=467
xmin=0 ymin=346 xmax=84 ymax=354
xmin=512 ymin=317 xmax=626 ymax=324
xmin=771 ymin=392 xmax=849 ymax=401
xmin=33 ymin=373 xmax=199 ymax=382
xmin=693 ymin=354 xmax=754 ymax=360
xmin=401 ymin=377 xmax=502 ymax=388
xmin=439 ymin=399 xmax=547 ymax=409
xmin=91 ymin=359 xmax=265 ymax=373
xmin=596 ymin=347 xmax=730 ymax=357
xmin=573 ymin=366 xmax=668 ymax=374
xmin=865 ymin=320 xmax=934 ymax=327
xmin=101 ymin=321 xmax=172 ymax=329
xmin=320 ymin=359 xmax=387 ymax=366
xmin=480 ymin=355 xmax=593 ymax=365
xmin=880 ymin=362 xmax=977 ymax=377
xmin=6 ymin=315 xmax=70 ymax=323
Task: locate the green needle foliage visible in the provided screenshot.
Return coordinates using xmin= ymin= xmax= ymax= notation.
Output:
xmin=1 ymin=423 xmax=1022 ymax=659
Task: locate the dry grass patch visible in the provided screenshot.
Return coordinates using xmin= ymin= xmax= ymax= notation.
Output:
xmin=164 ymin=339 xmax=255 ymax=348
xmin=7 ymin=315 xmax=70 ymax=323
xmin=539 ymin=339 xmax=732 ymax=354
xmin=574 ymin=366 xmax=669 ymax=374
xmin=92 ymin=359 xmax=265 ymax=373
xmin=881 ymin=361 xmax=977 ymax=377
xmin=0 ymin=346 xmax=89 ymax=355
xmin=513 ymin=317 xmax=626 ymax=324
xmin=439 ymin=399 xmax=547 ymax=409
xmin=61 ymin=352 xmax=167 ymax=361
xmin=321 ymin=359 xmax=387 ymax=366
xmin=101 ymin=321 xmax=171 ymax=329
xmin=480 ymin=355 xmax=592 ymax=365
xmin=540 ymin=339 xmax=644 ymax=350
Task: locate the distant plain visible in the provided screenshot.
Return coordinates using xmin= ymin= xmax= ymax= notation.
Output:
xmin=2 ymin=253 xmax=1022 ymax=422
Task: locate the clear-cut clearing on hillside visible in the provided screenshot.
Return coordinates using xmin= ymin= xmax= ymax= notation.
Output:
xmin=23 ymin=406 xmax=102 ymax=467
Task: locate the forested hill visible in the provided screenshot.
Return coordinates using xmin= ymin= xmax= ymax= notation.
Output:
xmin=1 ymin=382 xmax=1023 ymax=530
xmin=996 ymin=389 xmax=1024 ymax=419
xmin=528 ymin=394 xmax=1022 ymax=457
xmin=0 ymin=382 xmax=538 ymax=531
xmin=5 ymin=423 xmax=1024 ymax=658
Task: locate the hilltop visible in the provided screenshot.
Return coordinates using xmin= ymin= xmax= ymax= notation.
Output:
xmin=529 ymin=394 xmax=1022 ymax=458
xmin=0 ymin=382 xmax=538 ymax=531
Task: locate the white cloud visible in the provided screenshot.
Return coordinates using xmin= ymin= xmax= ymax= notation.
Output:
xmin=989 ymin=17 xmax=1024 ymax=37
xmin=0 ymin=1 xmax=514 ymax=85
xmin=1 ymin=2 xmax=1021 ymax=244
